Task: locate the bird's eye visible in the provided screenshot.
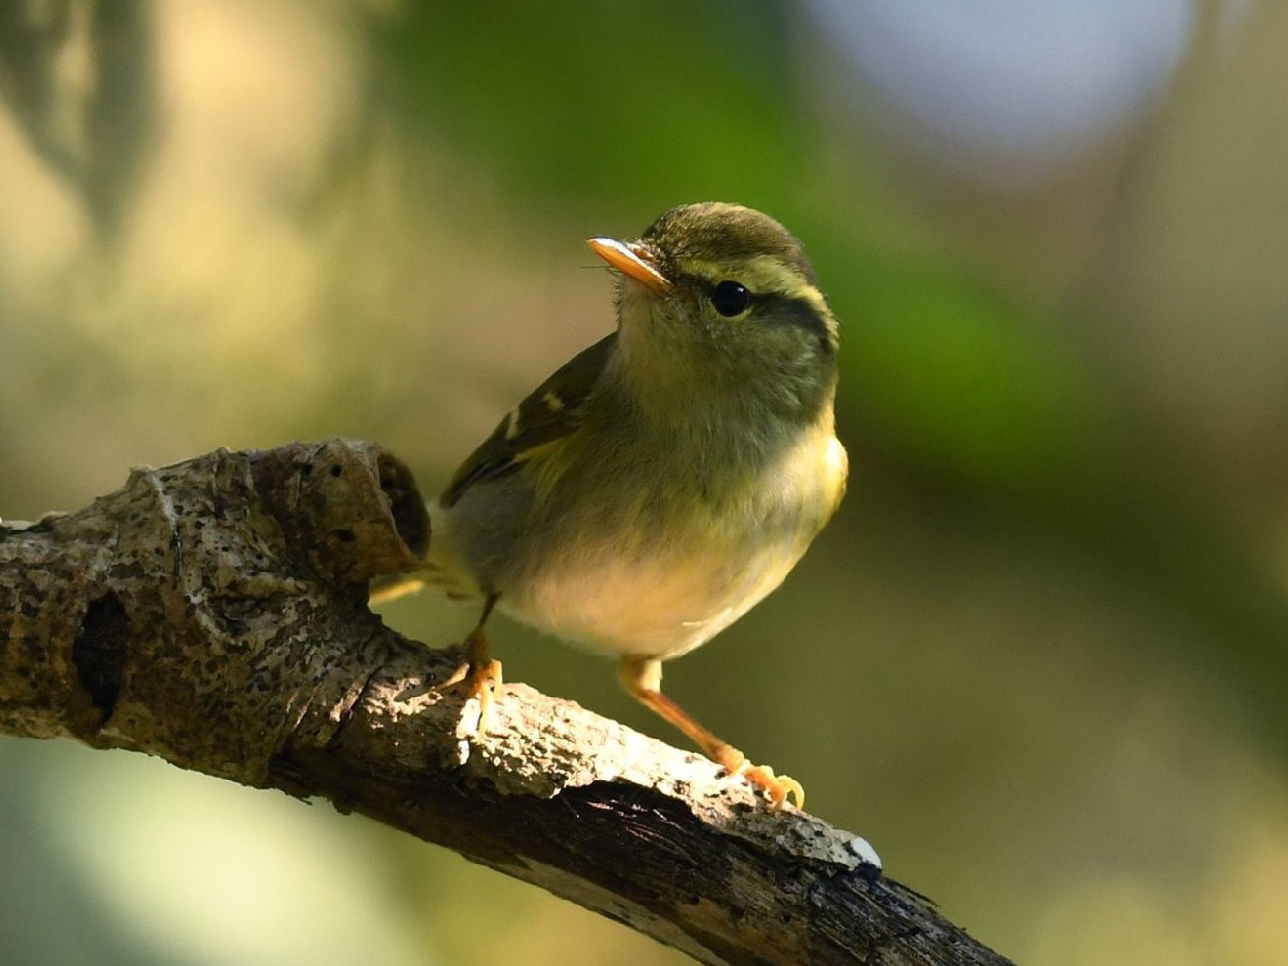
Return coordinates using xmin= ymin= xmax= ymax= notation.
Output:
xmin=711 ymin=280 xmax=750 ymax=317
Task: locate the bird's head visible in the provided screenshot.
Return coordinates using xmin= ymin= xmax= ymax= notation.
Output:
xmin=588 ymin=202 xmax=839 ymax=423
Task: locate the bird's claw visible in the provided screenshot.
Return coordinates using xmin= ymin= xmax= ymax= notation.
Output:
xmin=443 ymin=656 xmax=503 ymax=736
xmin=737 ymin=762 xmax=805 ymax=811
xmin=716 ymin=745 xmax=804 ymax=811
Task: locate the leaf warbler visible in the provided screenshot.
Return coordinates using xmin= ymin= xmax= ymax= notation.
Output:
xmin=417 ymin=202 xmax=846 ymax=809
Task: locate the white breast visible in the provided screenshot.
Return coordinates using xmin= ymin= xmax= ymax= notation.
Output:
xmin=503 ymin=540 xmax=800 ymax=658
xmin=503 ymin=426 xmax=847 ymax=659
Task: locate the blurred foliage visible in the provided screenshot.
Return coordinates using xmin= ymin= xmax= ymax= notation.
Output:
xmin=373 ymin=0 xmax=806 ymax=217
xmin=0 ymin=0 xmax=155 ymax=237
xmin=3 ymin=1 xmax=1288 ymax=965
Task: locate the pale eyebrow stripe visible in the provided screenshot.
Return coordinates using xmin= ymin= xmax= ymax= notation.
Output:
xmin=682 ymin=256 xmax=836 ymax=345
xmin=684 ymin=256 xmax=826 ymax=308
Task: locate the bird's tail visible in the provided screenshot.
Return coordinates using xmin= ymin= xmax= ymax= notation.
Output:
xmin=368 ymin=500 xmax=482 ymax=606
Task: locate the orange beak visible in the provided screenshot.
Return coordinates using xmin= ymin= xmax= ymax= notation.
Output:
xmin=587 ymin=237 xmax=671 ymax=293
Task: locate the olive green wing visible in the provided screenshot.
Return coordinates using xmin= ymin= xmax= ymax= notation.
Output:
xmin=440 ymin=333 xmax=616 ymax=507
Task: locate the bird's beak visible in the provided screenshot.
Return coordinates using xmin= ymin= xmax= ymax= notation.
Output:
xmin=587 ymin=237 xmax=671 ymax=293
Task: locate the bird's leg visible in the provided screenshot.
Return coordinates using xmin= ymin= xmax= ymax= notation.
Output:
xmin=442 ymin=595 xmax=503 ymax=735
xmin=617 ymin=655 xmax=804 ymax=811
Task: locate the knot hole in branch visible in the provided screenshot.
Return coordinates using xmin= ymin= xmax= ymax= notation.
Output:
xmin=377 ymin=452 xmax=429 ymax=557
xmin=72 ymin=592 xmax=129 ymax=719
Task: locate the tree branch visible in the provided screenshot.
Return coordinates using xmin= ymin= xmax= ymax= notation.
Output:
xmin=0 ymin=440 xmax=1014 ymax=966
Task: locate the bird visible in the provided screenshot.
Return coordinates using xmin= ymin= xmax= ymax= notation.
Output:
xmin=412 ymin=202 xmax=846 ymax=809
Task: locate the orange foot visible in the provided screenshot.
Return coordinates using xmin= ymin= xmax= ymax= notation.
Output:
xmin=442 ymin=651 xmax=503 ymax=736
xmin=738 ymin=762 xmax=805 ymax=812
xmin=715 ymin=746 xmax=804 ymax=811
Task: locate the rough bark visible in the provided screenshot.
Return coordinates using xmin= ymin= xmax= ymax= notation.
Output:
xmin=0 ymin=439 xmax=1015 ymax=966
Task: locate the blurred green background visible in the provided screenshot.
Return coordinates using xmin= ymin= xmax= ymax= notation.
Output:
xmin=3 ymin=1 xmax=1288 ymax=964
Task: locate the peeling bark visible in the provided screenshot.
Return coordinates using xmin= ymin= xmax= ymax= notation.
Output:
xmin=0 ymin=439 xmax=1014 ymax=966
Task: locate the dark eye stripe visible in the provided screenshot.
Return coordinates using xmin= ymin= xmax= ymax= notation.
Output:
xmin=753 ymin=293 xmax=836 ymax=350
